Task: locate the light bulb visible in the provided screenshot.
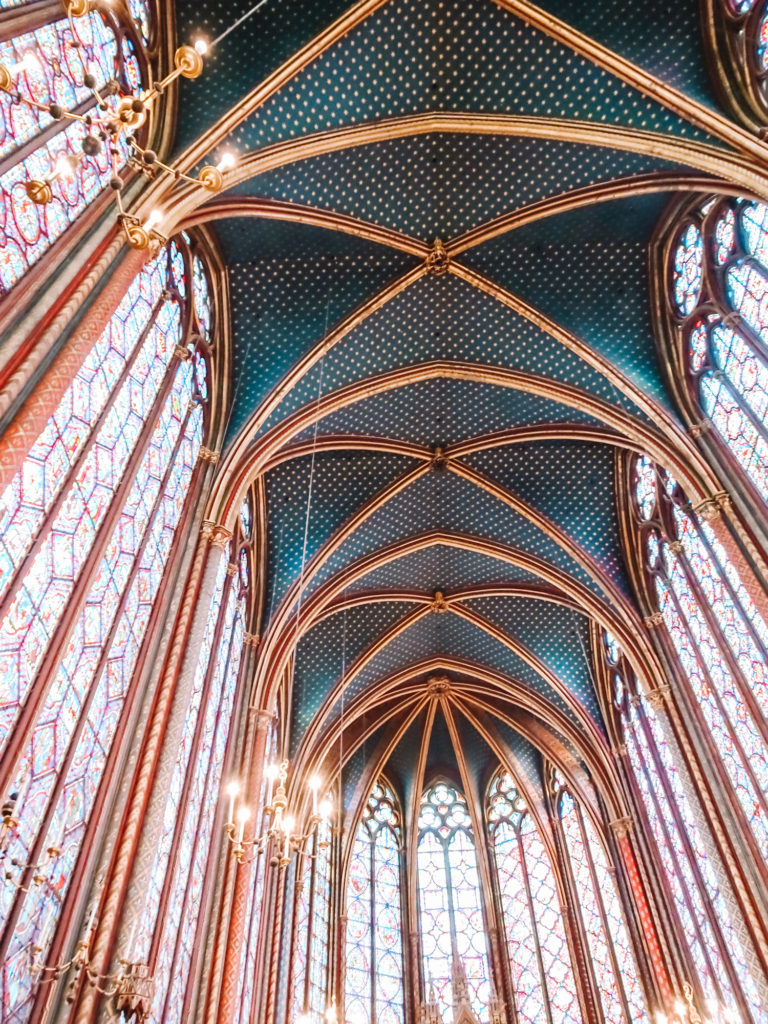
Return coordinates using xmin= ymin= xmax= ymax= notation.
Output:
xmin=225 ymin=780 xmax=239 ymax=826
xmin=282 ymin=815 xmax=294 ymax=836
xmin=216 ymin=151 xmax=236 ymax=172
xmin=296 ymin=1015 xmax=311 ymax=1024
xmin=236 ymin=805 xmax=251 ymax=843
xmin=673 ymin=1001 xmax=686 ymax=1018
xmin=54 ymin=154 xmax=77 ymax=179
xmin=319 ymin=799 xmax=332 ymax=821
xmin=325 ymin=1001 xmax=338 ymax=1024
xmin=194 ymin=37 xmax=209 ymax=55
xmin=14 ymin=51 xmax=39 ymax=76
xmin=145 ymin=208 xmax=163 ymax=231
xmin=265 ymin=764 xmax=279 ymax=780
xmin=655 ymin=1013 xmax=667 ymax=1024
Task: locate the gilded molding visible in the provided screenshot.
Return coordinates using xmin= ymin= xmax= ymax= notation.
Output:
xmin=644 ymin=612 xmax=664 ymax=628
xmin=644 ymin=685 xmax=672 ymax=710
xmin=226 ymin=562 xmax=238 ymax=577
xmin=209 ymin=525 xmax=233 ymax=550
xmin=692 ymin=491 xmax=730 ymax=521
xmin=198 ymin=446 xmax=221 ymax=464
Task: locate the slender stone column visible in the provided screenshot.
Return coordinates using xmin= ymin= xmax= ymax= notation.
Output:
xmin=217 ymin=707 xmax=272 ymax=1023
xmin=610 ymin=817 xmax=673 ymax=1004
xmin=70 ymin=521 xmax=231 ymax=1024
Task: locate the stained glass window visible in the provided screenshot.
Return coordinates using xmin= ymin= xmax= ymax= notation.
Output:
xmin=345 ymin=781 xmax=404 ymax=1024
xmin=555 ymin=773 xmax=646 ymax=1024
xmin=291 ymin=818 xmax=333 ymax=1024
xmin=604 ymin=636 xmax=760 ymax=1020
xmin=0 ymin=5 xmax=151 ymax=293
xmin=417 ymin=782 xmax=491 ymax=1022
xmin=0 ymin=234 xmax=214 ymax=1023
xmin=670 ymin=199 xmax=768 ymax=503
xmin=631 ymin=454 xmax=768 ymax=864
xmin=487 ymin=771 xmax=582 ymax=1024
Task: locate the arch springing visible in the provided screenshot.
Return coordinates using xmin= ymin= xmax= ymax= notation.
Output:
xmin=487 ymin=770 xmax=582 ymax=1024
xmin=417 ymin=781 xmax=491 ymax=1022
xmin=345 ymin=780 xmax=405 ymax=1024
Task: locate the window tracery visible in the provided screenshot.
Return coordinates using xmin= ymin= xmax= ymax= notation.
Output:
xmin=602 ymin=633 xmax=761 ymax=1021
xmin=666 ymin=199 xmax=768 ymax=504
xmin=553 ymin=772 xmax=646 ymax=1024
xmin=631 ymin=454 xmax=768 ymax=866
xmin=345 ymin=780 xmax=405 ymax=1024
xmin=704 ymin=2 xmax=768 ymax=126
xmin=487 ymin=770 xmax=582 ymax=1024
xmin=0 ymin=233 xmax=213 ymax=1023
xmin=417 ymin=781 xmax=491 ymax=1022
xmin=0 ymin=2 xmax=151 ymax=293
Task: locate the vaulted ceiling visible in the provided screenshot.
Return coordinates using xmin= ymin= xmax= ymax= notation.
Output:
xmin=168 ymin=0 xmax=759 ymax=810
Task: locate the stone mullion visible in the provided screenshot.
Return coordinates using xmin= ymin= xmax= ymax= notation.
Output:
xmin=149 ymin=564 xmax=237 ymax=973
xmin=576 ymin=804 xmax=635 ymax=1024
xmin=674 ymin=539 xmax=768 ymax=752
xmin=179 ymin=615 xmax=252 ymax=1024
xmin=631 ymin=703 xmax=739 ymax=999
xmin=68 ymin=512 xmax=223 ymax=1024
xmin=695 ymin=498 xmax=768 ymax=636
xmin=639 ymin=688 xmax=768 ymax=1003
xmin=549 ymin=802 xmax=603 ymax=1024
xmin=485 ymin=829 xmax=519 ymax=1024
xmin=0 ymin=245 xmax=148 ymax=487
xmin=0 ymin=402 xmax=194 ymax=968
xmin=216 ymin=704 xmax=271 ymax=1024
xmin=516 ymin=828 xmax=554 ymax=1024
xmin=0 ymin=286 xmax=168 ymax=617
xmin=0 ymin=357 xmax=186 ymax=795
xmin=658 ymin=565 xmax=768 ymax=840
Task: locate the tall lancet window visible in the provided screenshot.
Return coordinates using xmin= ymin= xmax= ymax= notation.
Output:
xmin=291 ymin=818 xmax=333 ymax=1024
xmin=0 ymin=235 xmax=213 ymax=1022
xmin=487 ymin=770 xmax=582 ymax=1024
xmin=417 ymin=781 xmax=491 ymax=1022
xmin=554 ymin=772 xmax=646 ymax=1024
xmin=0 ymin=1 xmax=152 ymax=293
xmin=137 ymin=494 xmax=253 ymax=1024
xmin=632 ymin=453 xmax=768 ymax=864
xmin=603 ymin=634 xmax=761 ymax=1020
xmin=668 ymin=198 xmax=768 ymax=504
xmin=345 ymin=780 xmax=405 ymax=1024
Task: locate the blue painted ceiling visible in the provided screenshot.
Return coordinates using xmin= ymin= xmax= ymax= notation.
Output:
xmin=169 ymin=0 xmax=741 ymax=804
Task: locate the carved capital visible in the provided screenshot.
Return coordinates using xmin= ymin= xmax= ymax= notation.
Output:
xmin=198 ymin=446 xmax=220 ymax=464
xmin=173 ymin=343 xmax=191 ymax=361
xmin=668 ymin=540 xmax=684 ymax=555
xmin=244 ymin=632 xmax=260 ymax=648
xmin=613 ymin=743 xmax=628 ymax=758
xmin=644 ymin=612 xmax=664 ymax=628
xmin=209 ymin=525 xmax=232 ymax=550
xmin=692 ymin=491 xmax=730 ymax=521
xmin=644 ymin=684 xmax=671 ymax=710
xmin=226 ymin=562 xmax=238 ymax=577
xmin=201 ymin=520 xmax=216 ymax=541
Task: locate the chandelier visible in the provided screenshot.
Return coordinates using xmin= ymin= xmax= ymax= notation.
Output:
xmin=223 ymin=761 xmax=332 ymax=865
xmin=0 ymin=0 xmax=243 ymax=251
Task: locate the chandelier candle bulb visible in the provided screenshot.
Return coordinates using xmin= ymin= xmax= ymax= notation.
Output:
xmin=265 ymin=763 xmax=278 ymax=806
xmin=225 ymin=780 xmax=239 ymax=828
xmin=308 ymin=775 xmax=320 ymax=817
xmin=236 ymin=806 xmax=250 ymax=845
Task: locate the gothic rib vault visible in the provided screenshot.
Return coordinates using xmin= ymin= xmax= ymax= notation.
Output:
xmin=159 ymin=0 xmax=765 ymax=834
